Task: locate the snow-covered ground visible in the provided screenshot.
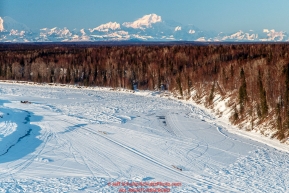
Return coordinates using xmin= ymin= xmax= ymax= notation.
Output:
xmin=0 ymin=82 xmax=289 ymax=192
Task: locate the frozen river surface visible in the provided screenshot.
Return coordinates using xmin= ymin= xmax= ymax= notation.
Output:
xmin=0 ymin=83 xmax=288 ymax=192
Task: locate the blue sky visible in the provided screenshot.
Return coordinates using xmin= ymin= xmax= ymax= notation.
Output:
xmin=1 ymin=0 xmax=289 ymax=32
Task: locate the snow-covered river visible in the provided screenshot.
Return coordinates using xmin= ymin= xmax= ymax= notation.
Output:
xmin=0 ymin=83 xmax=288 ymax=192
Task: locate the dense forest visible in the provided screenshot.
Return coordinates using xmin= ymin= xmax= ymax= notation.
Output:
xmin=1 ymin=42 xmax=289 ymax=140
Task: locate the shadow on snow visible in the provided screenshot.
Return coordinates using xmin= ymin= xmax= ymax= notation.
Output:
xmin=0 ymin=100 xmax=43 ymax=163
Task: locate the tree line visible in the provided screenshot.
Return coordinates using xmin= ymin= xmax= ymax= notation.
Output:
xmin=1 ymin=42 xmax=289 ymax=140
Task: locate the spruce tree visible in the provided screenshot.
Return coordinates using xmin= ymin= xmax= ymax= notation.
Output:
xmin=284 ymin=64 xmax=289 ymax=130
xmin=208 ymin=82 xmax=215 ymax=104
xmin=239 ymin=68 xmax=247 ymax=114
xmin=258 ymin=70 xmax=268 ymax=118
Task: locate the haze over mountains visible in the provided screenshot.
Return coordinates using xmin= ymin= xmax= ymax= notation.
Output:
xmin=0 ymin=14 xmax=288 ymax=42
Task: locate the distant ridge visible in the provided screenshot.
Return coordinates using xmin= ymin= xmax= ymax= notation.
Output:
xmin=0 ymin=14 xmax=288 ymax=42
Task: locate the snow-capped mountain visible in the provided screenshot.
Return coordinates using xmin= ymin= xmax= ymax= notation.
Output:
xmin=1 ymin=16 xmax=30 ymax=32
xmin=0 ymin=14 xmax=288 ymax=42
xmin=0 ymin=18 xmax=4 ymax=32
xmin=122 ymin=13 xmax=162 ymax=29
xmin=38 ymin=27 xmax=72 ymax=42
xmin=90 ymin=22 xmax=121 ymax=32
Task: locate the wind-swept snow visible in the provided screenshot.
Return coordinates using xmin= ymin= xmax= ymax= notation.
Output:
xmin=0 ymin=83 xmax=289 ymax=192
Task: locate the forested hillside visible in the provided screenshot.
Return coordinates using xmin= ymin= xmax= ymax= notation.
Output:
xmin=1 ymin=43 xmax=289 ymax=140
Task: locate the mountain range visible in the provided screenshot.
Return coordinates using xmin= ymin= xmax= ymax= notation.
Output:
xmin=0 ymin=14 xmax=288 ymax=42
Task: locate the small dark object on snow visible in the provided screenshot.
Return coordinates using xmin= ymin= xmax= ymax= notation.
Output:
xmin=21 ymin=101 xmax=31 ymax=104
xmin=172 ymin=165 xmax=182 ymax=171
xmin=98 ymin=130 xmax=107 ymax=135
